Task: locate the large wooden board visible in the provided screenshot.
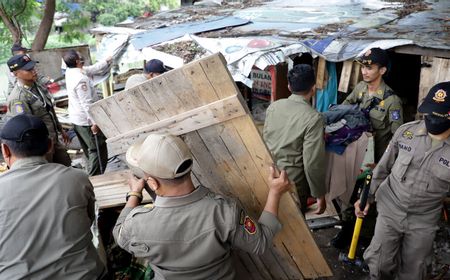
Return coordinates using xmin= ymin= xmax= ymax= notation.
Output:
xmin=90 ymin=53 xmax=332 ymax=279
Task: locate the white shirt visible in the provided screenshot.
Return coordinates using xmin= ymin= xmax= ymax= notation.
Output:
xmin=65 ymin=61 xmax=108 ymax=126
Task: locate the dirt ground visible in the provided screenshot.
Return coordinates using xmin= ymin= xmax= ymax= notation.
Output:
xmin=311 ymin=218 xmax=450 ymax=280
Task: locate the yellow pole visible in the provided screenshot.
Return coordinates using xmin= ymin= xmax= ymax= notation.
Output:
xmin=348 ymin=217 xmax=363 ymax=260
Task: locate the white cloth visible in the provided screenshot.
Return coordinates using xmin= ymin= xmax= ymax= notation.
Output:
xmin=325 ymin=132 xmax=370 ymax=206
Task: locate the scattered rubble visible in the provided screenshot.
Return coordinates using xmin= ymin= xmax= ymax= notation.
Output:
xmin=394 ymin=0 xmax=430 ymax=18
xmin=154 ymin=41 xmax=207 ymax=63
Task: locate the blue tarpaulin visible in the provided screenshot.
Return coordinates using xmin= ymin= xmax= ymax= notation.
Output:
xmin=130 ymin=16 xmax=250 ymax=50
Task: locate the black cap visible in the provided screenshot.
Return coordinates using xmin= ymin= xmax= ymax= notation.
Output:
xmin=0 ymin=114 xmax=49 ymax=142
xmin=11 ymin=43 xmax=29 ymax=54
xmin=7 ymin=54 xmax=36 ymax=72
xmin=357 ymin=48 xmax=389 ymax=67
xmin=418 ymin=81 xmax=450 ymax=118
xmin=144 ymin=59 xmax=167 ymax=74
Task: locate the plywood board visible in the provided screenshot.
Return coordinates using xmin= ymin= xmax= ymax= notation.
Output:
xmin=90 ymin=53 xmax=332 ymax=279
xmin=418 ymin=57 xmax=450 ymax=108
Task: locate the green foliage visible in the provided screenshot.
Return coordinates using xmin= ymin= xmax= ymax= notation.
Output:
xmin=55 ymin=1 xmax=91 ymax=44
xmin=0 ymin=0 xmax=40 ymax=61
xmin=97 ymin=14 xmax=117 ymax=26
xmin=86 ymin=0 xmax=180 ymax=26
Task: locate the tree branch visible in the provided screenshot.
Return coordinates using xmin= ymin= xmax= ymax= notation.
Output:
xmin=0 ymin=2 xmax=22 ymax=43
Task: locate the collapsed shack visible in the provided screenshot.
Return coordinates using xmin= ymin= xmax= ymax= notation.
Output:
xmin=64 ymin=0 xmax=450 ymax=278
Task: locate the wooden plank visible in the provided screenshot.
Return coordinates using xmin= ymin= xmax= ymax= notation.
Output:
xmin=182 ymin=62 xmax=220 ymax=103
xmin=90 ymin=170 xmax=152 ymax=209
xmin=349 ymin=62 xmax=362 ymax=91
xmin=137 ymin=76 xmax=185 ymax=120
xmin=338 ymin=60 xmax=353 ymax=93
xmin=99 ymin=98 xmax=132 ymax=134
xmin=114 ymin=86 xmax=159 ymax=128
xmin=394 ymin=45 xmax=450 ymax=59
xmin=107 ymin=95 xmax=248 ymax=156
xmin=418 ymin=57 xmax=450 ymax=109
xmin=199 ymin=54 xmax=241 ymax=99
xmin=316 ymin=57 xmax=327 ymax=90
xmin=90 ymin=53 xmax=332 ymax=279
xmin=88 ymin=105 xmax=119 ymax=138
xmin=230 ymin=115 xmax=332 ymax=277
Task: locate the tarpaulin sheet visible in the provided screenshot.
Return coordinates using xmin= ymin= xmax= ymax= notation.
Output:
xmin=130 ymin=16 xmax=250 ymax=49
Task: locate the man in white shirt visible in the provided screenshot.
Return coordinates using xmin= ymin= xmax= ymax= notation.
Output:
xmin=63 ymin=50 xmax=111 ymax=175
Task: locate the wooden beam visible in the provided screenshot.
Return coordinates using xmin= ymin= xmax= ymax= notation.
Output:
xmin=394 ymin=45 xmax=450 ymax=59
xmin=316 ymin=57 xmax=327 ymax=90
xmin=105 ymin=94 xmax=249 ymax=156
xmin=338 ymin=60 xmax=353 ymax=93
xmin=349 ymin=62 xmax=362 ymax=91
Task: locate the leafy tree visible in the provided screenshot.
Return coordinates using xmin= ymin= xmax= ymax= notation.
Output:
xmin=0 ymin=0 xmax=55 ymax=51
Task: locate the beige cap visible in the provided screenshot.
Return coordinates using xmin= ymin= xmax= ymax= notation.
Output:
xmin=125 ymin=143 xmax=146 ymax=179
xmin=126 ymin=134 xmax=193 ymax=179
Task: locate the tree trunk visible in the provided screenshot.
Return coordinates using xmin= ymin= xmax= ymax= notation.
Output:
xmin=0 ymin=6 xmax=22 ymax=44
xmin=31 ymin=0 xmax=55 ymax=51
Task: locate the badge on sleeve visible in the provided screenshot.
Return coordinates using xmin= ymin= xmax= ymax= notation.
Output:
xmin=80 ymin=81 xmax=88 ymax=91
xmin=14 ymin=102 xmax=25 ymax=113
xmin=391 ymin=110 xmax=400 ymax=120
xmin=402 ymin=130 xmax=414 ymax=140
xmin=244 ymin=216 xmax=257 ymax=235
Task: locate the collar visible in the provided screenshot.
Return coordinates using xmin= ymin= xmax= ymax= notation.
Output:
xmin=414 ymin=120 xmax=450 ymax=145
xmin=288 ymin=93 xmax=310 ymax=104
xmin=363 ymin=80 xmax=388 ymax=98
xmin=10 ymin=156 xmax=48 ymax=170
xmin=154 ymin=185 xmax=210 ymax=208
xmin=66 ymin=67 xmax=83 ymax=74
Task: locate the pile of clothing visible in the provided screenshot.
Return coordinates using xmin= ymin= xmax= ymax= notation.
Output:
xmin=322 ymin=104 xmax=371 ymax=154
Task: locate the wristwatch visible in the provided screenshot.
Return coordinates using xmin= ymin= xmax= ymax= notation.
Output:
xmin=126 ymin=191 xmax=143 ymax=203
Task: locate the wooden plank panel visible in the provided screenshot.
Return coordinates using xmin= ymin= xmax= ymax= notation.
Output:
xmin=338 ymin=60 xmax=353 ymax=93
xmin=107 ymin=95 xmax=248 ymax=156
xmin=316 ymin=57 xmax=327 ymax=90
xmin=90 ymin=53 xmax=332 ymax=279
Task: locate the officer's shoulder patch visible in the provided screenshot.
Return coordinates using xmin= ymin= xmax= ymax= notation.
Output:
xmin=402 ymin=130 xmax=414 ymax=140
xmin=244 ymin=216 xmax=257 ymax=235
xmin=391 ymin=110 xmax=401 ymax=120
xmin=14 ymin=102 xmax=25 ymax=114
